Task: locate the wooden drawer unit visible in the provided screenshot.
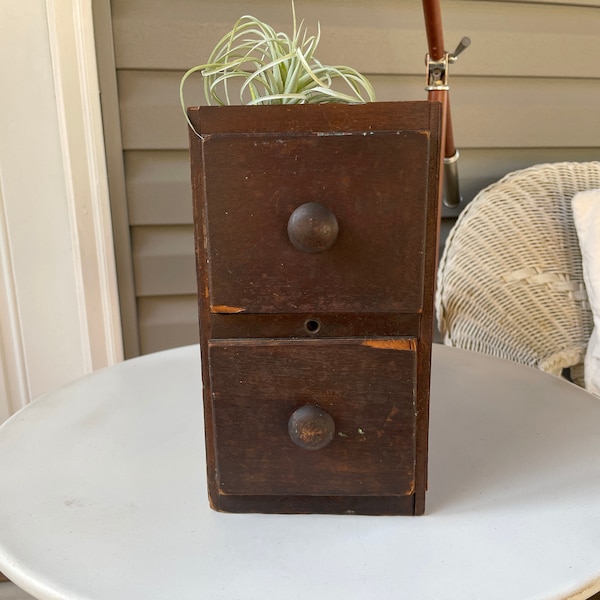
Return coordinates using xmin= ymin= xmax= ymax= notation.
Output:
xmin=188 ymin=102 xmax=442 ymax=515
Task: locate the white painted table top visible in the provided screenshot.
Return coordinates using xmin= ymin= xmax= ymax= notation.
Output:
xmin=1 ymin=344 xmax=600 ymax=600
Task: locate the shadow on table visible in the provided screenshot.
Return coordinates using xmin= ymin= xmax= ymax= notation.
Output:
xmin=427 ymin=348 xmax=600 ymax=515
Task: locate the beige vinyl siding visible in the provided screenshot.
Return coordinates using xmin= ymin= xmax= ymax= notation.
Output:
xmin=95 ymin=0 xmax=600 ymax=356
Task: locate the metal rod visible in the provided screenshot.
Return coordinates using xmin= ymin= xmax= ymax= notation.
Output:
xmin=422 ymin=0 xmax=462 ymax=207
xmin=443 ymin=152 xmax=461 ymax=208
xmin=441 ymin=99 xmax=461 ymax=208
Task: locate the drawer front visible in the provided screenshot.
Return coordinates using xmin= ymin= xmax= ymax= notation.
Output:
xmin=208 ymin=337 xmax=417 ymax=497
xmin=202 ymin=131 xmax=433 ymax=314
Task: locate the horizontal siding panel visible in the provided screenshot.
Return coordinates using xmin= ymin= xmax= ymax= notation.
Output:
xmin=131 ymin=225 xmax=196 ymax=296
xmin=111 ymin=0 xmax=427 ymax=73
xmin=496 ymin=0 xmax=600 ymax=6
xmin=111 ymin=0 xmax=600 ymax=78
xmin=125 ymin=151 xmax=193 ymax=224
xmin=138 ymin=295 xmax=199 ymax=354
xmin=450 ymin=77 xmax=600 ymax=149
xmin=119 ymin=70 xmax=600 ymax=150
xmin=443 ymin=147 xmax=600 ymax=215
xmin=126 ymin=147 xmax=600 ymax=226
xmin=118 ymin=70 xmax=189 ymax=150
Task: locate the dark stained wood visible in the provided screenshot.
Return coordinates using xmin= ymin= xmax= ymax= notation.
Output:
xmin=209 ymin=338 xmax=417 ymax=497
xmin=188 ymin=101 xmax=434 ymax=135
xmin=210 ymin=312 xmax=421 ymax=340
xmin=215 ymin=493 xmax=416 ymax=516
xmin=201 ymin=129 xmax=433 ymax=314
xmin=414 ymin=102 xmax=446 ymax=515
xmin=188 ymin=101 xmax=442 ymax=515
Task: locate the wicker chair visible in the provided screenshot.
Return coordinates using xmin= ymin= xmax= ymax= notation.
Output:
xmin=436 ymin=161 xmax=600 ymax=386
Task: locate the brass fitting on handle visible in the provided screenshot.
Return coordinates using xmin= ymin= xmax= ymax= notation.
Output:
xmin=425 ymin=36 xmax=470 ymax=91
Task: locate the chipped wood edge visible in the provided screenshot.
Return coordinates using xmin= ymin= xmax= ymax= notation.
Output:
xmin=362 ymin=338 xmax=417 ymax=351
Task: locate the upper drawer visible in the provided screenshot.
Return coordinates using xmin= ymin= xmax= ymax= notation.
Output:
xmin=189 ymin=102 xmax=441 ymax=314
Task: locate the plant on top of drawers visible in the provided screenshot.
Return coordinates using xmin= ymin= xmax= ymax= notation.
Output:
xmin=179 ymin=2 xmax=376 ymax=131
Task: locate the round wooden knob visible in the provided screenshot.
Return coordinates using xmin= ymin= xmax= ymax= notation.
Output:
xmin=287 ymin=202 xmax=339 ymax=253
xmin=288 ymin=405 xmax=335 ymax=451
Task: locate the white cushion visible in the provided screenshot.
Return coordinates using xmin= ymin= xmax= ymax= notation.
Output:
xmin=572 ymin=188 xmax=600 ymax=396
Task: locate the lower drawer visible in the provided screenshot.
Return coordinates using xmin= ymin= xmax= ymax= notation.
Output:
xmin=207 ymin=337 xmax=418 ymax=498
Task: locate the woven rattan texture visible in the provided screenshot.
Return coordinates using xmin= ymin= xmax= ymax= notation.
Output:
xmin=436 ymin=162 xmax=600 ymax=385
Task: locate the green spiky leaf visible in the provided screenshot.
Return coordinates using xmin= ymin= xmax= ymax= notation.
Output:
xmin=180 ymin=1 xmax=376 ymax=134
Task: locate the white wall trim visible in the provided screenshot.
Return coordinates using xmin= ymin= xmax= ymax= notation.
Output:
xmin=0 ymin=0 xmax=122 ymax=422
xmin=45 ymin=0 xmax=123 ymax=370
xmin=0 ymin=176 xmax=30 ymax=421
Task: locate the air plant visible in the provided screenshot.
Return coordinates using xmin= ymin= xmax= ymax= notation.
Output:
xmin=180 ymin=2 xmax=376 ymax=127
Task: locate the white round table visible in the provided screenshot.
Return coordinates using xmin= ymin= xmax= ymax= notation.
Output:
xmin=1 ymin=344 xmax=600 ymax=600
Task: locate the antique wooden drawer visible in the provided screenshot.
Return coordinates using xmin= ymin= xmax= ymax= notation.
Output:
xmin=195 ymin=106 xmax=438 ymax=315
xmin=208 ymin=338 xmax=417 ymax=498
xmin=188 ymin=102 xmax=442 ymax=515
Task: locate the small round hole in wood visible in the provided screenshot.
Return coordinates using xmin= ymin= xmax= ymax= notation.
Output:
xmin=304 ymin=319 xmax=321 ymax=335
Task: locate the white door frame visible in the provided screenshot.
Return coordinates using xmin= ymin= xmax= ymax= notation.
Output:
xmin=0 ymin=0 xmax=122 ymax=421
xmin=45 ymin=0 xmax=123 ymax=369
